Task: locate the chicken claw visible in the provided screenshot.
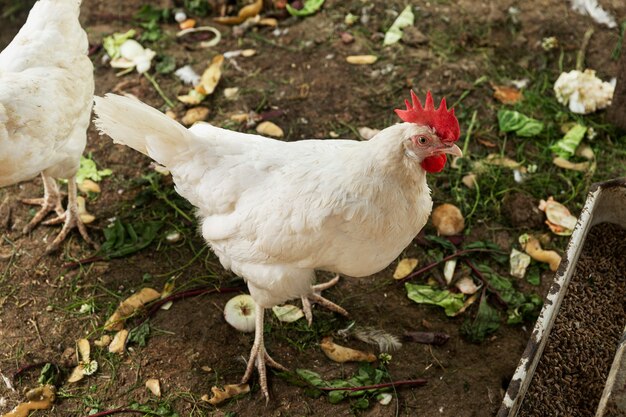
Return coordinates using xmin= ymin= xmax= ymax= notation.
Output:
xmin=241 ymin=303 xmax=288 ymax=402
xmin=43 ymin=176 xmax=97 ymax=254
xmin=21 ymin=173 xmax=64 ymax=234
xmin=301 ymin=275 xmax=349 ymax=326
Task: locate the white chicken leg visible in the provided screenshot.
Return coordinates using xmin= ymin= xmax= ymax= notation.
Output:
xmin=241 ymin=303 xmax=288 ymax=401
xmin=301 ymin=275 xmax=349 ymax=326
xmin=21 ymin=173 xmax=65 ymax=234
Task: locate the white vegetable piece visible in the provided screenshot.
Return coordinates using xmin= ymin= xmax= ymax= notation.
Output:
xmin=554 ymin=69 xmax=615 ymax=114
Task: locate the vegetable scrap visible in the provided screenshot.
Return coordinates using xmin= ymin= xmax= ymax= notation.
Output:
xmin=554 ymin=69 xmax=615 ymax=114
xmin=519 ymin=234 xmax=561 ymax=271
xmin=320 ymin=337 xmax=377 ymax=363
xmin=538 ymin=197 xmax=578 ymax=236
xmin=383 ymin=5 xmax=414 ymax=46
xmin=224 ymin=294 xmax=256 ymax=332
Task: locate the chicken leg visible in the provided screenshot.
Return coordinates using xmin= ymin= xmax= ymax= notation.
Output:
xmin=241 ymin=303 xmax=288 ymax=402
xmin=301 ymin=275 xmax=349 ymax=326
xmin=43 ymin=176 xmax=95 ymax=254
xmin=21 ymin=172 xmax=65 ymax=234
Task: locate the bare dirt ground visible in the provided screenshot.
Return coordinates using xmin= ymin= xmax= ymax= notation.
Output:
xmin=0 ymin=0 xmax=625 ymax=416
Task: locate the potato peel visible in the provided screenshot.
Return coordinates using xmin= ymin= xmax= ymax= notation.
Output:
xmin=520 ymin=234 xmax=561 ymax=272
xmin=3 ymin=385 xmax=56 ymax=417
xmin=431 ymin=203 xmax=465 ymax=236
xmin=214 ymin=0 xmax=263 ymax=25
xmin=105 ymin=288 xmax=161 ymax=331
xmin=108 ymin=329 xmax=129 ymax=354
xmin=320 ymin=337 xmax=376 ymax=363
xmin=204 ymin=383 xmax=250 ymax=405
xmin=393 ymin=258 xmax=418 ymax=279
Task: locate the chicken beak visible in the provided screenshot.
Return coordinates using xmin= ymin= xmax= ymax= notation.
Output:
xmin=439 ymin=143 xmax=463 ymax=157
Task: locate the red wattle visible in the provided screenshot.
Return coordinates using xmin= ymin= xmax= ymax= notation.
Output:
xmin=421 ymin=154 xmax=447 ymax=173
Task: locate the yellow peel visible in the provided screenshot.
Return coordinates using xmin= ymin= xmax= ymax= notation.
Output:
xmin=213 ymin=0 xmax=263 ymax=25
xmin=393 ymin=258 xmax=418 ymax=279
xmin=204 ymin=383 xmax=250 ymax=405
xmin=105 ymin=288 xmax=161 ymax=331
xmin=320 ymin=337 xmax=376 ymax=363
xmin=520 ymin=235 xmax=561 ymax=271
xmin=76 ymin=196 xmax=95 ymax=224
xmin=346 ymin=55 xmax=378 ymax=65
xmin=196 ymin=55 xmax=224 ymax=95
xmin=78 ymin=179 xmax=101 ymax=193
xmin=3 ymin=385 xmax=56 ymax=417
xmin=256 ymin=121 xmax=284 ymax=138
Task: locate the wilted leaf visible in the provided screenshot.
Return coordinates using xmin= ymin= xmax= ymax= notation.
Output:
xmin=460 ymin=296 xmax=500 ymax=342
xmin=393 ymin=258 xmax=418 ymax=279
xmin=204 ymin=383 xmax=250 ymax=405
xmin=286 ymin=0 xmax=325 ymax=17
xmin=155 ymin=55 xmax=176 ymax=74
xmin=405 ymin=283 xmax=464 ymax=316
xmin=492 ymin=84 xmax=523 ymax=104
xmin=320 ymin=337 xmax=377 ymax=363
xmin=497 ymin=109 xmax=543 ymax=137
xmin=383 ymin=5 xmax=414 ymax=46
xmin=550 ymin=124 xmax=587 ymax=159
xmin=272 ymin=304 xmax=304 ymax=323
xmin=105 ymin=288 xmax=161 ymax=331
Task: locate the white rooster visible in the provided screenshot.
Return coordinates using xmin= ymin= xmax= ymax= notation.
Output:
xmin=94 ymin=91 xmax=462 ymax=400
xmin=0 ymin=0 xmax=94 ymax=253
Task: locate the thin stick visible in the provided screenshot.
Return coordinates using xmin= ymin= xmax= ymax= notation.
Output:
xmin=85 ymin=409 xmax=147 ymax=417
xmin=316 ymin=378 xmax=427 ymax=392
xmin=143 ymin=73 xmax=175 ymax=109
xmin=396 ymin=248 xmax=500 ymax=284
xmin=576 ymin=28 xmax=594 ymax=71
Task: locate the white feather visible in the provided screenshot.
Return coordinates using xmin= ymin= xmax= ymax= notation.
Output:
xmin=570 ymin=0 xmax=617 ymax=28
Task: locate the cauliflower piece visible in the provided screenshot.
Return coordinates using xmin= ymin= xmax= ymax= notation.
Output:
xmin=554 ymin=69 xmax=615 ymax=114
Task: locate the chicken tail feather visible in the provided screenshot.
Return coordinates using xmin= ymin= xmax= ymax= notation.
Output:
xmin=93 ymin=94 xmax=191 ymax=166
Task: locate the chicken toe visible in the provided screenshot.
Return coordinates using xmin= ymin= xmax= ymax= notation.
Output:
xmin=22 ymin=173 xmax=64 ymax=234
xmin=302 ymin=275 xmax=349 ymax=326
xmin=241 ymin=303 xmax=288 ymax=402
xmin=44 ymin=176 xmax=97 ymax=254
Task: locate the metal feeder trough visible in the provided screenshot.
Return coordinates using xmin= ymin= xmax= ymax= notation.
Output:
xmin=498 ymin=178 xmax=626 ymax=417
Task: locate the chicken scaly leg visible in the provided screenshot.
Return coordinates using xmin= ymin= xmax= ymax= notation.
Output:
xmin=21 ymin=173 xmax=65 ymax=234
xmin=43 ymin=176 xmax=96 ymax=254
xmin=301 ymin=275 xmax=349 ymax=326
xmin=241 ymin=303 xmax=288 ymax=402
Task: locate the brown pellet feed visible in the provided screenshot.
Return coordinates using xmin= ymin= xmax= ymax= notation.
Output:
xmin=519 ymin=222 xmax=626 ymax=417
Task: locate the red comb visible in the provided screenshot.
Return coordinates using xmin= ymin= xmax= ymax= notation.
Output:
xmin=395 ymin=90 xmax=460 ymax=142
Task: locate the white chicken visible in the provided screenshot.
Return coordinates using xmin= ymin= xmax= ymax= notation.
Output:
xmin=0 ymin=0 xmax=94 ymax=253
xmin=94 ymin=91 xmax=462 ymax=400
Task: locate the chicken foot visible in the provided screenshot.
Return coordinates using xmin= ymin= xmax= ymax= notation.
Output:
xmin=241 ymin=303 xmax=288 ymax=402
xmin=301 ymin=274 xmax=349 ymax=326
xmin=43 ymin=176 xmax=96 ymax=254
xmin=21 ymin=173 xmax=65 ymax=234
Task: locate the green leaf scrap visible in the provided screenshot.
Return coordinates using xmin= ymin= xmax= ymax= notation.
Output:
xmin=76 ymin=156 xmax=113 ymax=185
xmin=286 ymin=0 xmax=325 ymax=17
xmin=497 ymin=109 xmax=544 ymax=137
xmin=550 ymin=124 xmax=587 ymax=159
xmin=383 ymin=5 xmax=415 ymax=46
xmin=405 ymin=283 xmax=464 ymax=316
xmin=98 ymin=219 xmax=163 ymax=259
xmin=103 ymin=30 xmax=136 ymax=59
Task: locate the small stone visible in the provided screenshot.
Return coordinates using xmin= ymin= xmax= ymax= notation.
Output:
xmin=340 ymin=32 xmax=355 ymax=44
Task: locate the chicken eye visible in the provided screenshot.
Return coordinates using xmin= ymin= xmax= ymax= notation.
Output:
xmin=417 ymin=136 xmax=428 ymax=144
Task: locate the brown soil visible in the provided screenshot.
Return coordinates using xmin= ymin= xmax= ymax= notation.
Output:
xmin=0 ymin=0 xmax=625 ymax=416
xmin=519 ymin=222 xmax=626 ymax=416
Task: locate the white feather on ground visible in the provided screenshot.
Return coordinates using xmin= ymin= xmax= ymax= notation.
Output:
xmin=570 ymin=0 xmax=617 ymax=28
